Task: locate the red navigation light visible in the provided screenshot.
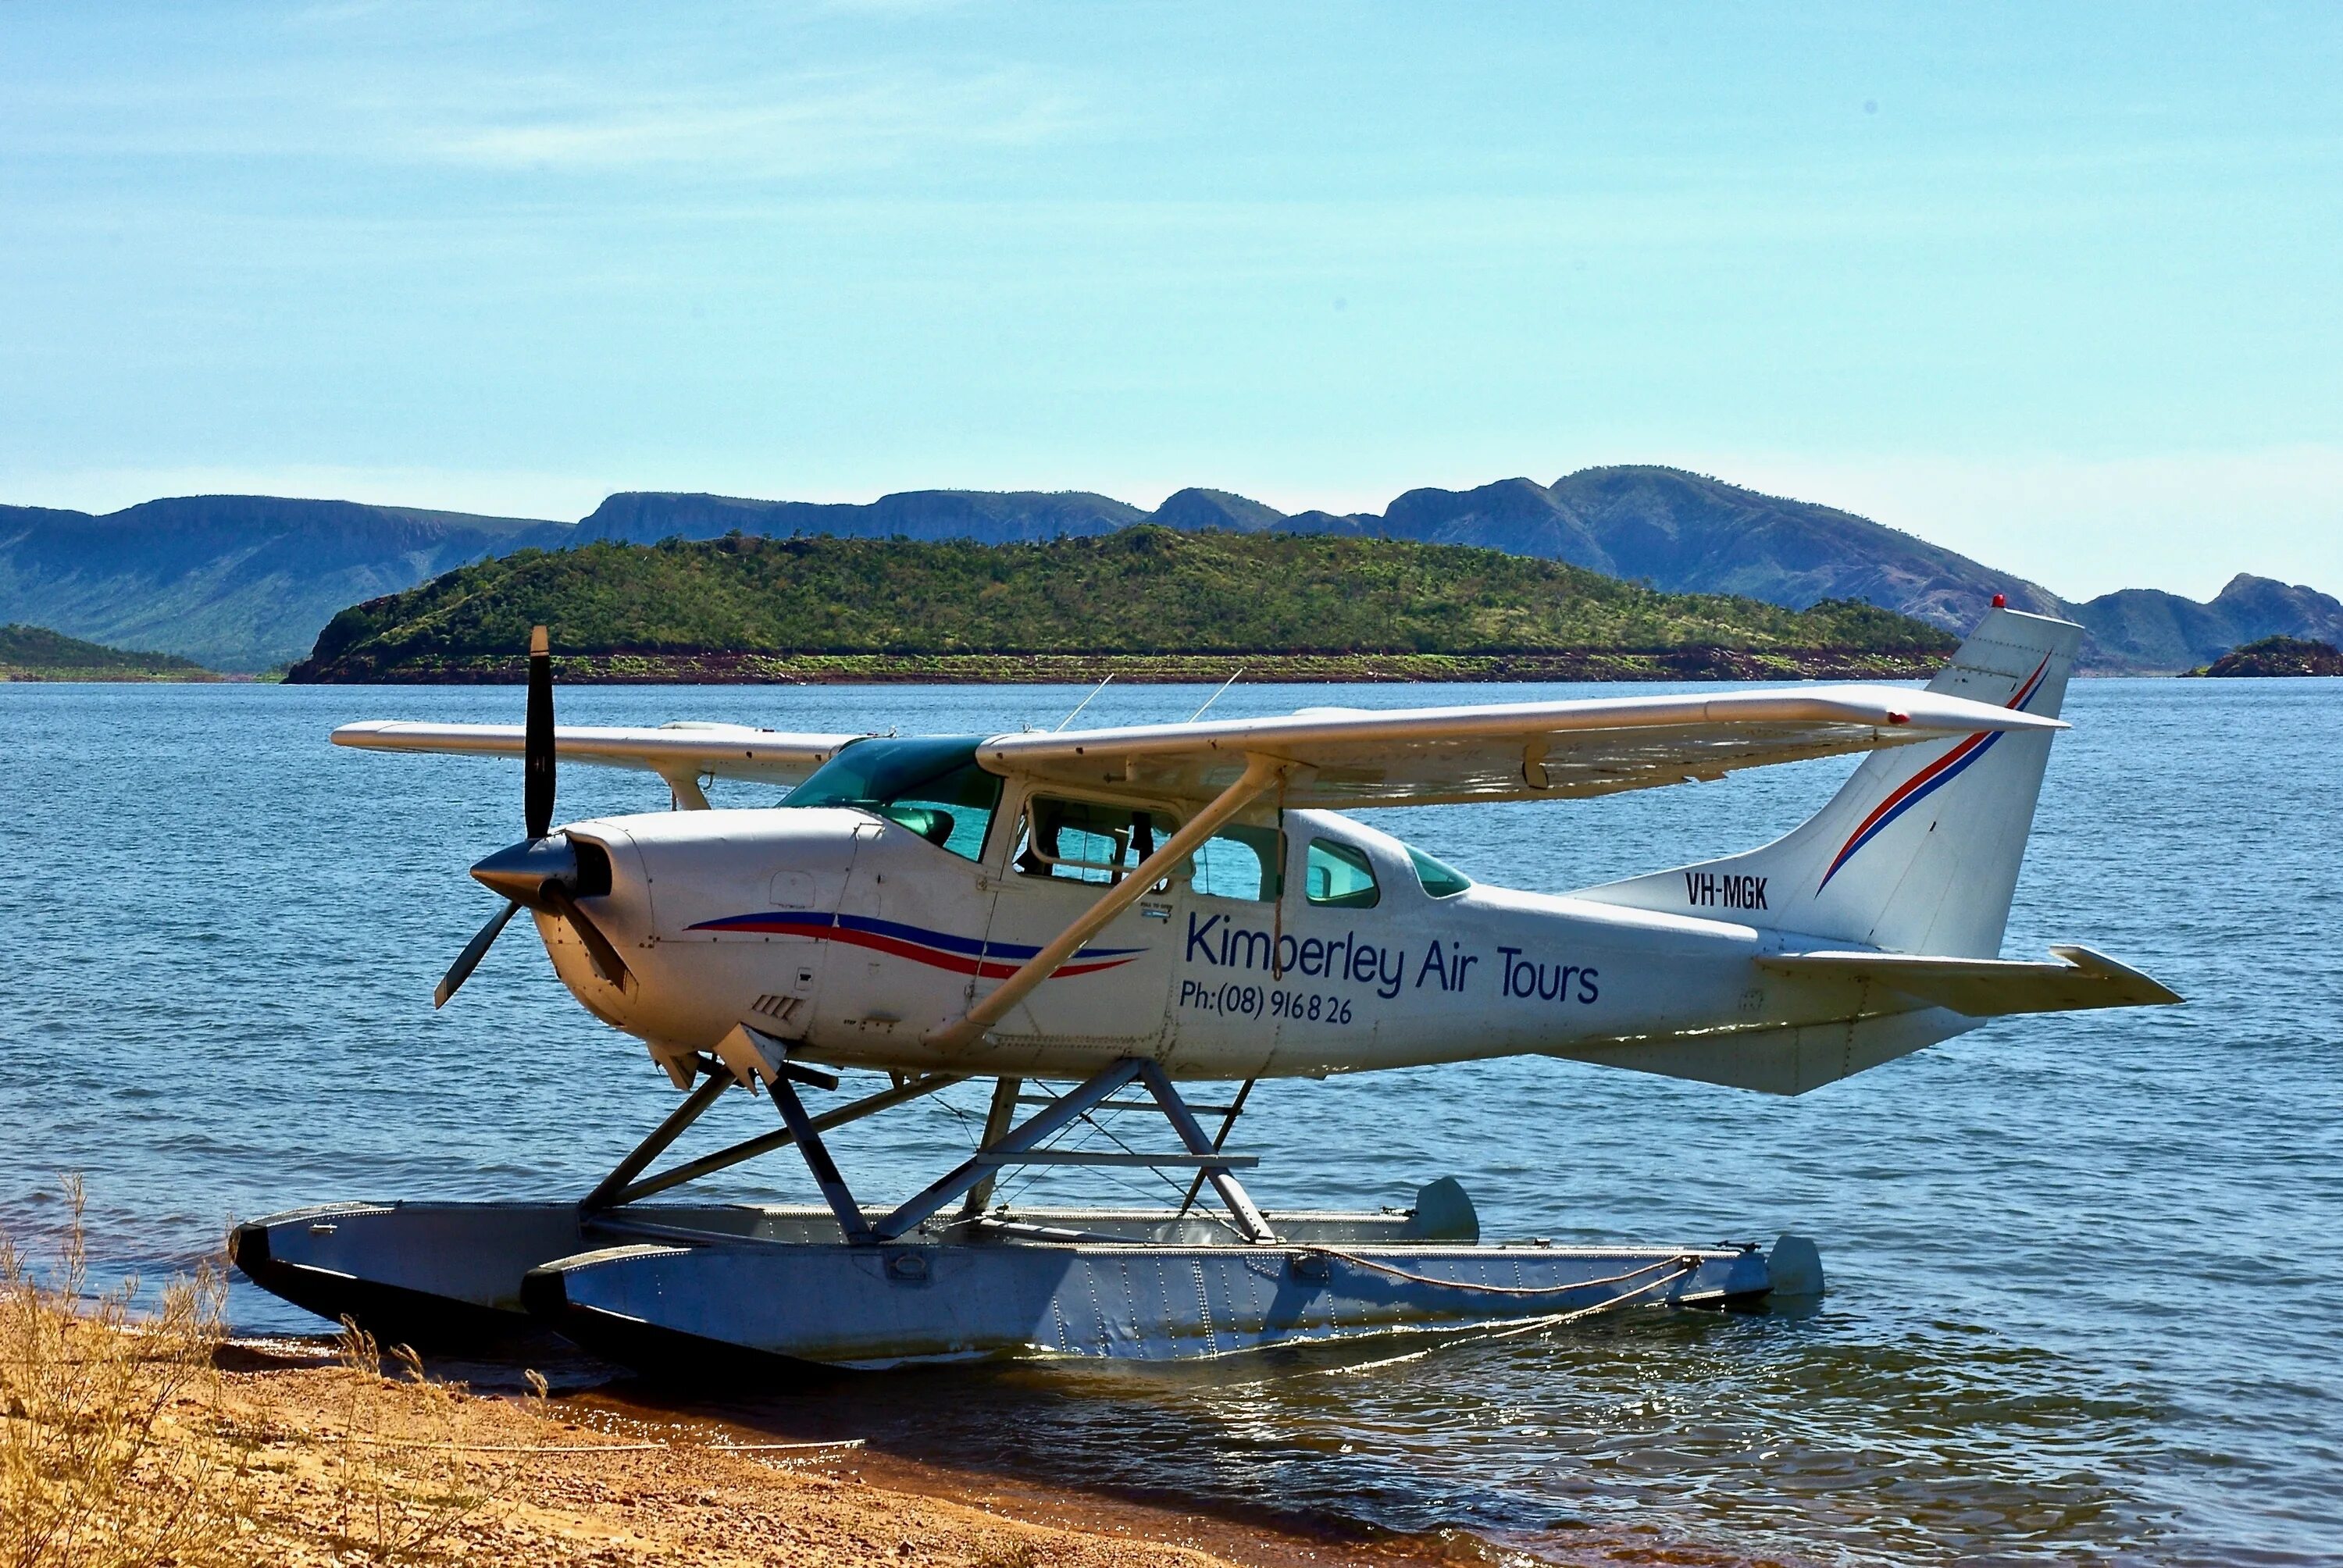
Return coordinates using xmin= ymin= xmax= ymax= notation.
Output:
xmin=1992 ymin=593 xmax=2007 ymax=608
xmin=1888 ymin=711 xmax=1910 ymax=725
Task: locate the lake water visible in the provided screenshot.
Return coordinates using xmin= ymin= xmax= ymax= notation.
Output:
xmin=2 ymin=677 xmax=2336 ymax=1566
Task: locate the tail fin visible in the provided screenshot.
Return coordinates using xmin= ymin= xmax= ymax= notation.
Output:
xmin=1577 ymin=608 xmax=2084 ymax=957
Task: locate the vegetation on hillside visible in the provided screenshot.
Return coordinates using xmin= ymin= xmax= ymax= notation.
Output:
xmin=20 ymin=475 xmax=2335 ymax=675
xmin=290 ymin=529 xmax=1954 ymax=683
xmin=2186 ymin=635 xmax=2343 ymax=677
xmin=0 ymin=624 xmax=221 ymax=681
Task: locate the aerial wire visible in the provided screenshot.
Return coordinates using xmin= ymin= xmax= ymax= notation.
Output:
xmin=1053 ymin=673 xmax=1114 ymax=731
xmin=1185 ymin=668 xmax=1244 ymax=723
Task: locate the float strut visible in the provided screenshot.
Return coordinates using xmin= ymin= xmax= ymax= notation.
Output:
xmin=580 ymin=1067 xmax=732 ymax=1214
xmin=959 ymin=1076 xmax=1024 ymax=1221
xmin=767 ymin=1077 xmax=875 ymax=1245
xmin=1137 ymin=1062 xmax=1274 ymax=1243
xmin=1177 ymin=1076 xmax=1255 ymax=1217
xmin=597 ymin=1071 xmax=962 ymax=1209
xmin=871 ymin=1059 xmax=1145 ymax=1242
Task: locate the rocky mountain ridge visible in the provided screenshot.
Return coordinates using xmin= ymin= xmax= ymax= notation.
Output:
xmin=4 ymin=469 xmax=2330 ymax=672
xmin=0 ymin=496 xmax=565 ymax=670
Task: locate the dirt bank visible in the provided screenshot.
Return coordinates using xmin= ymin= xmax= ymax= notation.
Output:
xmin=212 ymin=1336 xmax=1477 ymax=1567
xmin=212 ymin=1339 xmax=1268 ymax=1566
xmin=9 ymin=1193 xmax=1455 ymax=1568
xmin=5 ymin=1306 xmax=1477 ymax=1567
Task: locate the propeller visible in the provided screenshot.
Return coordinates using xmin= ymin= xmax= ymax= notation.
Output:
xmin=433 ymin=899 xmax=518 ymax=1008
xmin=524 ymin=622 xmax=554 ymax=838
xmin=434 ymin=625 xmax=634 ymax=1008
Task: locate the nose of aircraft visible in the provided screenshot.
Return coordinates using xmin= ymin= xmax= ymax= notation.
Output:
xmin=469 ymin=831 xmax=634 ymax=992
xmin=469 ymin=835 xmax=580 ymax=907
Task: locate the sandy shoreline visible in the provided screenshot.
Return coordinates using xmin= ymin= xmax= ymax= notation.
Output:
xmin=5 ymin=1210 xmax=1540 ymax=1568
xmin=201 ymin=1335 xmax=1521 ymax=1568
xmin=2 ymin=1214 xmax=1750 ymax=1567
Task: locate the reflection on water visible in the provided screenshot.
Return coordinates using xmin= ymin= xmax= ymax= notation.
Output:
xmin=583 ymin=1303 xmax=2156 ymax=1566
xmin=2 ymin=677 xmax=2336 ymax=1565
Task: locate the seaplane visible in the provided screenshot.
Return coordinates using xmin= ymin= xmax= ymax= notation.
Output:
xmin=233 ymin=605 xmax=2178 ymax=1373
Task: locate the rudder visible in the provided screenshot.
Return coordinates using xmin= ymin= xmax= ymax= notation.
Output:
xmin=1575 ymin=608 xmax=2084 ymax=957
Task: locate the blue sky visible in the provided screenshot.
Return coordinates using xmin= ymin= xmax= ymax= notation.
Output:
xmin=3 ymin=2 xmax=2338 ymax=600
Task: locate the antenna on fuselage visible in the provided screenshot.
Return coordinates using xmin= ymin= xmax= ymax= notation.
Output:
xmin=1053 ymin=673 xmax=1114 ymax=732
xmin=1186 ymin=668 xmax=1243 ymax=724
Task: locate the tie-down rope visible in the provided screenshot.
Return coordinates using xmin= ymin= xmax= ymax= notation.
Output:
xmin=1227 ymin=1256 xmax=1709 ymax=1386
xmin=1296 ymin=1247 xmax=1701 ymax=1299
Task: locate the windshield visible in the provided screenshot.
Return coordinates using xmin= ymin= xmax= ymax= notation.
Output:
xmin=780 ymin=736 xmax=1003 ymax=861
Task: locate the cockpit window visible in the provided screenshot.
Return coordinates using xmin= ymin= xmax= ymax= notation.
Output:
xmin=1406 ymin=844 xmax=1472 ymax=899
xmin=1305 ymin=839 xmax=1380 ymax=909
xmin=779 ymin=736 xmax=1002 ymax=862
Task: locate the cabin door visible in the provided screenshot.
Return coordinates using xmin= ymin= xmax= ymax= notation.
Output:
xmin=980 ymin=792 xmax=1177 ymax=1047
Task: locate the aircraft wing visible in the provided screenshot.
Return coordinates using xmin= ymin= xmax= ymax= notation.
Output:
xmin=331 ymin=720 xmax=863 ymax=791
xmin=976 ymin=685 xmax=2066 ymax=810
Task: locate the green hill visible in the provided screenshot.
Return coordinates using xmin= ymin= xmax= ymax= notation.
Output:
xmin=2185 ymin=636 xmax=2343 ymax=677
xmin=287 ymin=529 xmax=1955 ymax=684
xmin=0 ymin=623 xmax=222 ymax=680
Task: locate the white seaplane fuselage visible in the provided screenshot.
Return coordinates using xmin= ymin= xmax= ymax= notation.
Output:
xmin=223 ymin=608 xmax=2184 ymax=1375
xmin=373 ymin=609 xmax=2170 ymax=1099
xmin=537 ymin=793 xmax=1895 ymax=1085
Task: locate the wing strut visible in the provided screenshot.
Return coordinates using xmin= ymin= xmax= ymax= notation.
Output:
xmin=924 ymin=754 xmax=1284 ymax=1052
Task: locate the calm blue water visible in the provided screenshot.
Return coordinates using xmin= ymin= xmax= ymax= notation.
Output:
xmin=2 ymin=678 xmax=2336 ymax=1566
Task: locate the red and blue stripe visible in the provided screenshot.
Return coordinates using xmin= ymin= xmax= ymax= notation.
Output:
xmin=1816 ymin=655 xmax=2052 ymax=892
xmin=684 ymin=911 xmax=1145 ymax=981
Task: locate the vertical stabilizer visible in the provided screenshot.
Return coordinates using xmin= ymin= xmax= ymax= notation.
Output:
xmin=1575 ymin=608 xmax=2084 ymax=957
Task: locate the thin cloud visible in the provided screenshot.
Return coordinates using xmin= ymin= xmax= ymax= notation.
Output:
xmin=414 ymin=69 xmax=1084 ymax=175
xmin=2 ymin=33 xmax=1093 ymax=181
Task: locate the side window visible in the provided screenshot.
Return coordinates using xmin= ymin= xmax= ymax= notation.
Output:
xmin=876 ymin=759 xmax=1001 ymax=864
xmin=1189 ymin=825 xmax=1284 ymax=902
xmin=1015 ymin=796 xmax=1177 ymax=886
xmin=1305 ymin=839 xmax=1380 ymax=909
xmin=1406 ymin=844 xmax=1472 ymax=899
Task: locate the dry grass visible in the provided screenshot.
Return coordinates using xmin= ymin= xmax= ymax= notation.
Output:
xmin=308 ymin=1323 xmax=510 ymax=1562
xmin=0 ymin=1186 xmax=570 ymax=1566
xmin=0 ymin=1191 xmax=1247 ymax=1567
xmin=0 ymin=1180 xmax=247 ymax=1568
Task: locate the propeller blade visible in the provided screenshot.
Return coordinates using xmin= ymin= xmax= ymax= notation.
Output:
xmin=436 ymin=898 xmax=521 ymax=1009
xmin=541 ymin=882 xmax=633 ymax=991
xmin=524 ymin=624 xmax=555 ymax=839
xmin=438 ymin=628 xmax=565 ymax=1010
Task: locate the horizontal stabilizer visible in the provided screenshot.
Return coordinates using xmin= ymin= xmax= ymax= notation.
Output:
xmin=1757 ymin=945 xmax=2181 ymax=1017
